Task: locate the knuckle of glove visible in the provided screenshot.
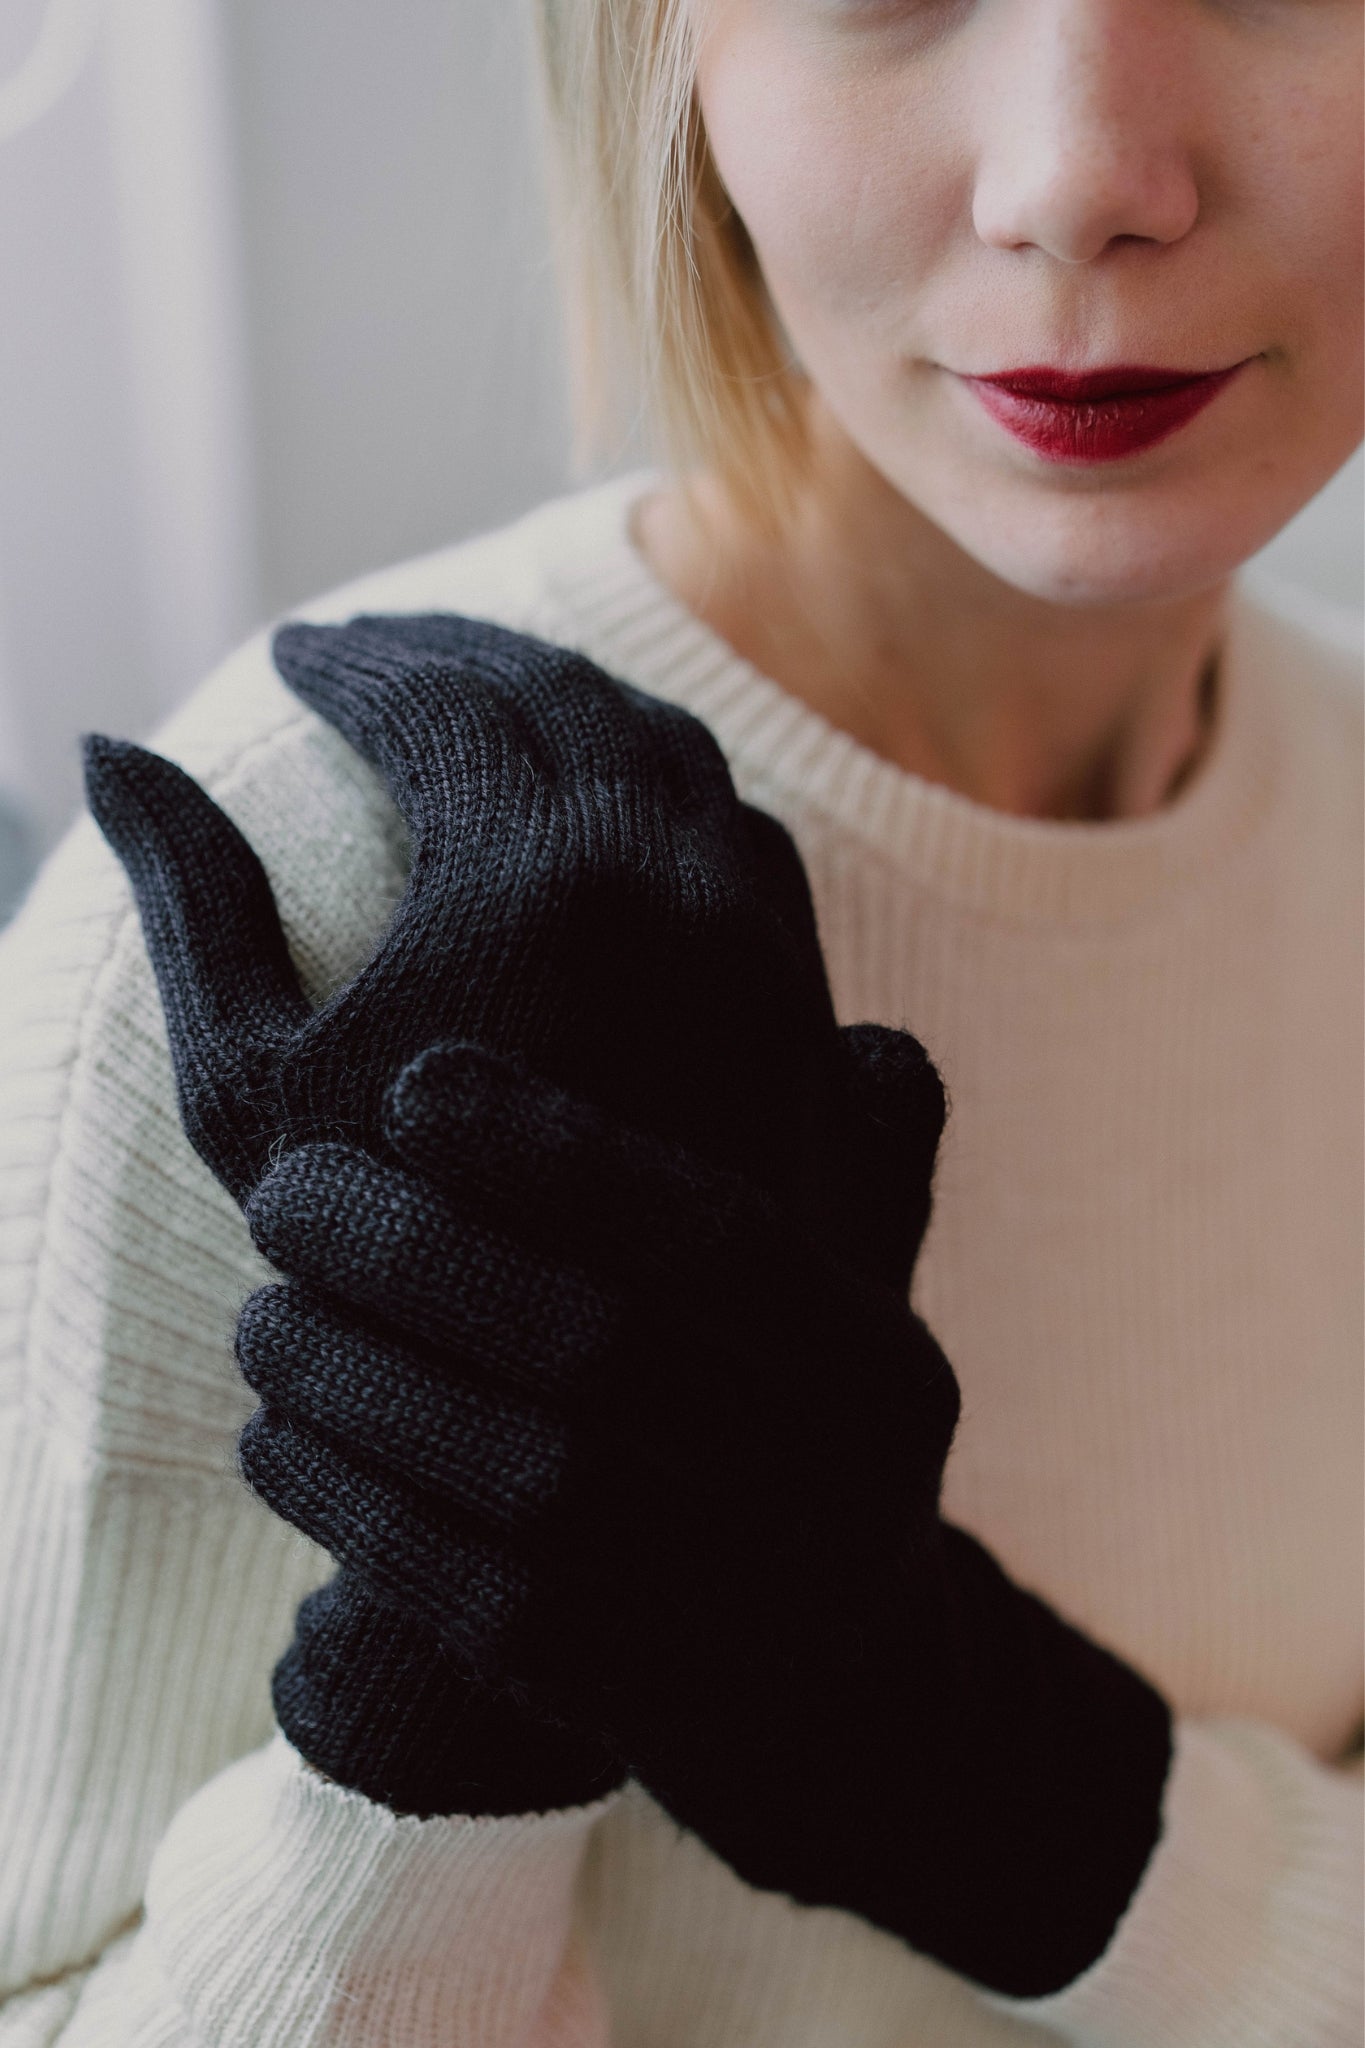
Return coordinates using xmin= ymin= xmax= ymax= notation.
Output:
xmin=236 ymin=1404 xmax=537 ymax=1665
xmin=235 ymin=1401 xmax=329 ymax=1527
xmin=234 ymin=1278 xmax=578 ymax=1536
xmin=243 ymin=1142 xmax=380 ymax=1276
xmin=234 ymin=1280 xmax=364 ymax=1420
xmin=234 ymin=1282 xmax=295 ymax=1389
xmin=243 ymin=1143 xmax=492 ymax=1310
xmin=381 ymin=1039 xmax=533 ymax=1190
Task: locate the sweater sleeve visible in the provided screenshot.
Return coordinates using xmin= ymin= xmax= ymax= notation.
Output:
xmin=56 ymin=1737 xmax=615 ymax=2048
xmin=0 ymin=633 xmax=620 ymax=2047
xmin=977 ymin=1714 xmax=1363 ymax=2046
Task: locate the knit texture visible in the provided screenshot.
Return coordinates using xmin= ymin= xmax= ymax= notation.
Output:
xmin=80 ymin=606 xmax=855 ymax=1824
xmin=84 ymin=613 xmax=1172 ymax=1995
xmin=0 ymin=470 xmax=1359 ymax=2044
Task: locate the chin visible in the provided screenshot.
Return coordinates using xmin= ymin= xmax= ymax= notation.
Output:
xmin=956 ymin=534 xmax=1241 ymax=611
xmin=919 ymin=477 xmax=1295 ymax=612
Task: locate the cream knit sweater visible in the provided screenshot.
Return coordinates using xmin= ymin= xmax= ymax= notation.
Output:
xmin=0 ymin=470 xmax=1360 ymax=2047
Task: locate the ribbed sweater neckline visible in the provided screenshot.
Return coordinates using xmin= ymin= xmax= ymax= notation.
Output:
xmin=535 ymin=468 xmax=1286 ymax=927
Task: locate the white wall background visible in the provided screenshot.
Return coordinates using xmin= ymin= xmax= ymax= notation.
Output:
xmin=0 ymin=0 xmax=1360 ymax=878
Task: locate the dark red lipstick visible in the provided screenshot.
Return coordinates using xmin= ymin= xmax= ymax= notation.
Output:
xmin=961 ymin=361 xmax=1248 ymax=463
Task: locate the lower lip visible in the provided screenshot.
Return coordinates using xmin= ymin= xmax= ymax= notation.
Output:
xmin=961 ymin=365 xmax=1246 ymax=463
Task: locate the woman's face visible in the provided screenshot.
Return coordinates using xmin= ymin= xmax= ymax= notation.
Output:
xmin=690 ymin=0 xmax=1363 ymax=605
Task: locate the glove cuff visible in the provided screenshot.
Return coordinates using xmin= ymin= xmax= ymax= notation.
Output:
xmin=625 ymin=1521 xmax=1172 ymax=2000
xmin=272 ymin=1571 xmax=628 ymax=1819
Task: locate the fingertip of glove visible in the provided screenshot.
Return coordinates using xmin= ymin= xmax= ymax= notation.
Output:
xmin=840 ymin=1022 xmax=950 ymax=1137
xmin=270 ymin=620 xmax=350 ymax=695
xmin=235 ymin=1278 xmax=287 ymax=1353
xmin=81 ymin=732 xmax=128 ymax=832
xmin=271 ymin=613 xmax=479 ymax=694
xmin=271 ymin=616 xmax=476 ymax=758
xmin=386 ymin=1038 xmax=505 ymax=1125
xmin=242 ymin=1154 xmax=331 ymax=1277
xmin=242 ymin=1144 xmax=348 ymax=1265
xmin=81 ymin=731 xmax=159 ymax=809
xmin=81 ymin=730 xmax=127 ymax=776
xmin=81 ymin=733 xmax=204 ymax=858
xmin=383 ymin=1041 xmax=561 ymax=1172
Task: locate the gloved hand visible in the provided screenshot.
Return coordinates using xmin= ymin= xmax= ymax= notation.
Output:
xmin=85 ymin=613 xmax=1174 ymax=1999
xmin=80 ymin=609 xmax=865 ymax=1823
xmin=238 ymin=1029 xmax=1173 ymax=2002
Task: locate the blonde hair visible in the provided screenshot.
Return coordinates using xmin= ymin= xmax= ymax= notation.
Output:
xmin=529 ymin=0 xmax=812 ymax=538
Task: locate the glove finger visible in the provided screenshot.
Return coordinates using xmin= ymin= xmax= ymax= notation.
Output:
xmin=827 ymin=1023 xmax=949 ymax=1290
xmin=271 ymin=616 xmax=780 ymax=1097
xmin=274 ymin=617 xmax=629 ymax=1081
xmin=321 ymin=751 xmax=564 ymax=1068
xmin=235 ymin=1281 xmax=571 ymax=1534
xmin=839 ymin=1021 xmax=948 ymax=1146
xmin=240 ymin=1137 xmax=939 ymax=1627
xmin=240 ymin=1114 xmax=874 ymax=1504
xmin=385 ymin=1042 xmax=925 ymax=1435
xmin=235 ymin=1253 xmax=824 ymax=1573
xmin=82 ymin=736 xmax=310 ymax=1203
xmin=237 ymin=1403 xmax=536 ymax=1681
xmin=737 ymin=804 xmax=833 ymax=1010
xmin=275 ymin=612 xmax=742 ymax=839
xmin=384 ymin=1039 xmax=794 ymax=1301
xmin=243 ymin=1141 xmax=620 ymax=1404
xmin=270 ymin=1569 xmax=628 ymax=1814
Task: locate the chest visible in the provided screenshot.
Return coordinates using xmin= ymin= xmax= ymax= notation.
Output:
xmin=806 ymin=829 xmax=1363 ymax=1758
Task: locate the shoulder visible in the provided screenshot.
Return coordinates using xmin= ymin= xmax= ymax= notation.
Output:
xmin=172 ymin=467 xmax=655 ymax=973
xmin=12 ymin=472 xmax=643 ymax=996
xmin=0 ymin=474 xmax=637 ymax=1455
xmin=1234 ymin=573 xmax=1363 ymax=728
xmin=1230 ymin=574 xmax=1362 ymax=829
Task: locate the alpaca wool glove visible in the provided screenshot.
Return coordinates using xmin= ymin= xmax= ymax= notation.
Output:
xmin=82 ymin=608 xmax=857 ymax=1824
xmin=85 ymin=613 xmax=1174 ymax=1999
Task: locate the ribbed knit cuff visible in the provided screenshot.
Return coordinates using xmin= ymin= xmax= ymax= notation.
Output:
xmin=272 ymin=1572 xmax=627 ymax=1818
xmin=979 ymin=1716 xmax=1365 ymax=2045
xmin=143 ymin=1731 xmax=618 ymax=2048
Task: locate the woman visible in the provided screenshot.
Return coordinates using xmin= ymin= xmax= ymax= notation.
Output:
xmin=0 ymin=0 xmax=1359 ymax=2040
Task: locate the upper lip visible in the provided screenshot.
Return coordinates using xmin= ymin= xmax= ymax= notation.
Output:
xmin=966 ymin=363 xmax=1243 ymax=401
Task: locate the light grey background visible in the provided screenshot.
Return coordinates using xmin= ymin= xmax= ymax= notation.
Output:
xmin=1 ymin=0 xmax=1360 ymax=881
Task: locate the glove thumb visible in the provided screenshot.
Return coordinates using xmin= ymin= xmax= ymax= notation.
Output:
xmin=83 ymin=735 xmax=311 ymax=1201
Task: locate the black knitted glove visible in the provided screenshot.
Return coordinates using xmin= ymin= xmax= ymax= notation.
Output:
xmin=81 ymin=610 xmax=854 ymax=1822
xmin=240 ymin=1035 xmax=1173 ymax=2000
xmin=85 ymin=612 xmax=1174 ymax=1997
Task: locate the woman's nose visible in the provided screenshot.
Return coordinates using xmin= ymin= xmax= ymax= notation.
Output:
xmin=970 ymin=0 xmax=1201 ymax=265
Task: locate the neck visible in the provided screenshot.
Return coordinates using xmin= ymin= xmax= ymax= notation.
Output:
xmin=634 ymin=412 xmax=1231 ymax=824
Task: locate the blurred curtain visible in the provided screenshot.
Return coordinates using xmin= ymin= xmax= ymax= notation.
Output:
xmin=0 ymin=0 xmax=576 ymax=907
xmin=0 ymin=0 xmax=257 ymax=890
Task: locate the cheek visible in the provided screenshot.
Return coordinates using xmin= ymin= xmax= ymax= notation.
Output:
xmin=1277 ymin=122 xmax=1362 ymax=372
xmin=1234 ymin=46 xmax=1363 ymax=283
xmin=1231 ymin=62 xmax=1364 ymax=442
xmin=698 ymin=45 xmax=951 ymax=338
